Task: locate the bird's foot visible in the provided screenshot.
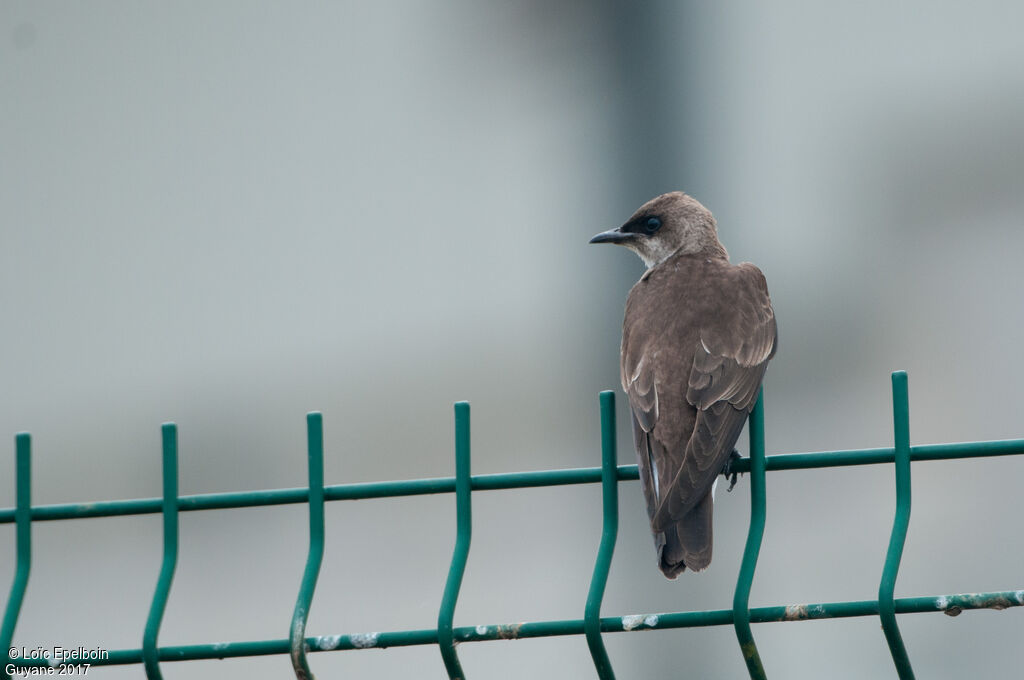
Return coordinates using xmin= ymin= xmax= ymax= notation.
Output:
xmin=722 ymin=449 xmax=743 ymax=492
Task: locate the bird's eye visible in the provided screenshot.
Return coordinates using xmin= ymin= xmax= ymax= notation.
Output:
xmin=645 ymin=217 xmax=662 ymax=233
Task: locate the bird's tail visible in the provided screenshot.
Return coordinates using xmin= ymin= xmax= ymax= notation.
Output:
xmin=657 ymin=489 xmax=714 ymax=578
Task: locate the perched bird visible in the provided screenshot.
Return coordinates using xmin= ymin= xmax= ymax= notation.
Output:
xmin=590 ymin=192 xmax=777 ymax=578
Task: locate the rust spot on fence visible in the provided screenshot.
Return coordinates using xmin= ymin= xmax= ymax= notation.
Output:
xmin=937 ymin=592 xmax=1024 ymax=617
xmin=784 ymin=604 xmax=809 ymax=621
xmin=495 ymin=623 xmax=524 ymax=639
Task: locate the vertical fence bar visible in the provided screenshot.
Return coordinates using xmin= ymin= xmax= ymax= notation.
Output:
xmin=733 ymin=389 xmax=768 ymax=679
xmin=584 ymin=391 xmax=619 ymax=679
xmin=1 ymin=434 xmax=32 ymax=680
xmin=143 ymin=423 xmax=179 ymax=680
xmin=438 ymin=402 xmax=472 ymax=679
xmin=879 ymin=371 xmax=915 ymax=678
xmin=290 ymin=412 xmax=326 ymax=680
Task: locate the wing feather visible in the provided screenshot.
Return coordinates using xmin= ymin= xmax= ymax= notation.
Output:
xmin=651 ymin=263 xmax=777 ymax=533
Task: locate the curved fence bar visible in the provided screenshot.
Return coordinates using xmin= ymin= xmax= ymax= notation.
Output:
xmin=879 ymin=372 xmax=915 ymax=678
xmin=733 ymin=391 xmax=767 ymax=679
xmin=3 ymin=372 xmax=1023 ymax=677
xmin=438 ymin=402 xmax=472 ymax=679
xmin=1 ymin=434 xmax=31 ymax=680
xmin=142 ymin=424 xmax=179 ymax=680
xmin=290 ymin=413 xmax=326 ymax=680
xmin=584 ymin=391 xmax=619 ymax=679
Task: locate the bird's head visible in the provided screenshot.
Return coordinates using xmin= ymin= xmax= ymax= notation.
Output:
xmin=589 ymin=191 xmax=725 ymax=268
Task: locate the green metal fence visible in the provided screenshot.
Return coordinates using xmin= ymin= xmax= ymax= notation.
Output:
xmin=3 ymin=371 xmax=1023 ymax=679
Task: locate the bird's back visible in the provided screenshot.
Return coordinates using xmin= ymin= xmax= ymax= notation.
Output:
xmin=620 ymin=251 xmax=776 ymax=576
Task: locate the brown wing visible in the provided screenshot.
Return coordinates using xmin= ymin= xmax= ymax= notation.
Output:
xmin=623 ymin=349 xmax=664 ymax=528
xmin=650 ymin=262 xmax=777 ymax=533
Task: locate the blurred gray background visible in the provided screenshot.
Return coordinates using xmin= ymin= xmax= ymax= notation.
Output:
xmin=3 ymin=2 xmax=1023 ymax=678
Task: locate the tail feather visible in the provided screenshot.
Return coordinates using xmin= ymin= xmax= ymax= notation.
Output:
xmin=657 ymin=489 xmax=714 ymax=578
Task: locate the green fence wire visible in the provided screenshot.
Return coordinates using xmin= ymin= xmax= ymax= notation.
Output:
xmin=3 ymin=371 xmax=1023 ymax=679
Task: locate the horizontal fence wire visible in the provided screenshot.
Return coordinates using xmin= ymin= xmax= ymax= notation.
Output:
xmin=3 ymin=371 xmax=1024 ymax=679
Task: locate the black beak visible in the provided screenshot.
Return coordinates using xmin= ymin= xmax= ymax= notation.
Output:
xmin=589 ymin=228 xmax=633 ymax=245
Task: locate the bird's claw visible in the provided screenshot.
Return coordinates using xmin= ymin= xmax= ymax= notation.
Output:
xmin=722 ymin=449 xmax=743 ymax=492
